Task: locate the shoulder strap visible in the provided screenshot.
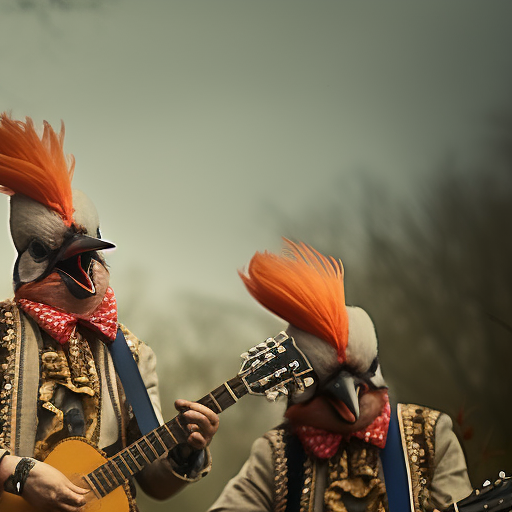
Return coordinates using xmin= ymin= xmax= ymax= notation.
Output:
xmin=380 ymin=403 xmax=414 ymax=512
xmin=108 ymin=327 xmax=160 ymax=435
xmin=285 ymin=432 xmax=308 ymax=512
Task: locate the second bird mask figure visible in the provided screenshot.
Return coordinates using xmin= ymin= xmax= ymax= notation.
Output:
xmin=209 ymin=240 xmax=472 ymax=512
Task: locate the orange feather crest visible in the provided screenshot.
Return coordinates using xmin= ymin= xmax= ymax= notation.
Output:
xmin=0 ymin=113 xmax=75 ymax=226
xmin=239 ymin=239 xmax=349 ymax=362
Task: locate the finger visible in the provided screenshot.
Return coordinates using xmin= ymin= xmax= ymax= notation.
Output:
xmin=175 ymin=398 xmax=192 ymax=412
xmin=182 ymin=410 xmax=218 ymax=435
xmin=61 ymin=490 xmax=88 ymax=508
xmin=50 ymin=484 xmax=88 ymax=507
xmin=183 ymin=418 xmax=217 ymax=449
xmin=183 ymin=402 xmax=220 ymax=427
xmin=187 ymin=431 xmax=207 ymax=450
xmin=67 ymin=481 xmax=91 ymax=495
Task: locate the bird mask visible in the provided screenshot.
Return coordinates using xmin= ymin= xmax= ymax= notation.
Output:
xmin=239 ymin=240 xmax=388 ymax=445
xmin=0 ymin=114 xmax=115 ymax=317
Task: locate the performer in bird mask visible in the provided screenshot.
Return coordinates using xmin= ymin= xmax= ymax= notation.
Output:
xmin=0 ymin=114 xmax=219 ymax=511
xmin=208 ymin=240 xmax=472 ymax=512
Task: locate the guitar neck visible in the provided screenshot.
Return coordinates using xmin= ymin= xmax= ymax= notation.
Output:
xmin=84 ymin=375 xmax=247 ymax=497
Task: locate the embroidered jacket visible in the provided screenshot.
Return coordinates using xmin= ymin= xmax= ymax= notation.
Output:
xmin=208 ymin=405 xmax=472 ymax=512
xmin=0 ymin=299 xmax=149 ymax=457
xmin=0 ymin=299 xmax=211 ymax=508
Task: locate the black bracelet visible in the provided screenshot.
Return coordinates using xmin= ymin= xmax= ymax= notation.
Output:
xmin=167 ymin=445 xmax=204 ymax=477
xmin=4 ymin=457 xmax=36 ymax=496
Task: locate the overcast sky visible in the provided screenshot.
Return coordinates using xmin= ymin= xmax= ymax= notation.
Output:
xmin=1 ymin=0 xmax=511 ymax=309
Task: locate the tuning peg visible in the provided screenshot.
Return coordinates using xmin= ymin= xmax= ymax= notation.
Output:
xmin=499 ymin=471 xmax=506 ymax=479
xmin=265 ymin=385 xmax=288 ymax=402
xmin=304 ymin=377 xmax=315 ymax=387
xmin=240 ymin=352 xmax=249 ymax=359
xmin=483 ymin=480 xmax=491 ymax=487
xmin=265 ymin=390 xmax=279 ymax=402
xmin=293 ymin=376 xmax=315 ymax=394
xmin=288 ymin=360 xmax=299 ymax=371
xmin=273 ymin=368 xmax=286 ymax=379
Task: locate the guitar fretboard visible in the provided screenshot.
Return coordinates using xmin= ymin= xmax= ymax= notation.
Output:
xmin=84 ymin=375 xmax=247 ymax=498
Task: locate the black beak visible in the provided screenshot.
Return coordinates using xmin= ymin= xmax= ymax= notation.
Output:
xmin=53 ymin=234 xmax=115 ymax=299
xmin=61 ymin=234 xmax=116 ymax=259
xmin=13 ymin=232 xmax=116 ymax=295
xmin=323 ymin=372 xmax=360 ymax=422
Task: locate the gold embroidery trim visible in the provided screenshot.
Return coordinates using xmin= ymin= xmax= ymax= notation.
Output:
xmin=34 ymin=331 xmax=101 ymax=460
xmin=265 ymin=428 xmax=315 ymax=512
xmin=265 ymin=429 xmax=288 ymax=512
xmin=119 ymin=324 xmax=142 ymax=363
xmin=324 ymin=443 xmax=385 ymax=512
xmin=300 ymin=456 xmax=314 ymax=512
xmin=0 ymin=301 xmax=18 ymax=452
xmin=400 ymin=404 xmax=440 ymax=512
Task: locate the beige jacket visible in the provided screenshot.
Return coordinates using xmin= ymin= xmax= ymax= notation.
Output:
xmin=208 ymin=407 xmax=472 ymax=512
xmin=0 ymin=300 xmax=209 ymax=490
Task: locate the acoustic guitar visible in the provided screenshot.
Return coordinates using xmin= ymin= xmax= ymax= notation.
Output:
xmin=0 ymin=331 xmax=315 ymax=511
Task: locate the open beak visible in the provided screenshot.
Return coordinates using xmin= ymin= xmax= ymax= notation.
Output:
xmin=54 ymin=234 xmax=115 ymax=298
xmin=323 ymin=373 xmax=360 ymax=424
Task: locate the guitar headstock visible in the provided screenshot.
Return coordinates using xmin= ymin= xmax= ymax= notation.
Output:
xmin=238 ymin=331 xmax=315 ymax=401
xmin=445 ymin=472 xmax=511 ymax=512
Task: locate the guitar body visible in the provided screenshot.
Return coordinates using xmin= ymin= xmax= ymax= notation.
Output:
xmin=0 ymin=438 xmax=131 ymax=512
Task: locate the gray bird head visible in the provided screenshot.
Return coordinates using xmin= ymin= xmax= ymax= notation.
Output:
xmin=239 ymin=239 xmax=387 ymax=432
xmin=0 ymin=114 xmax=115 ymax=315
xmin=11 ymin=191 xmax=115 ymax=314
xmin=287 ymin=306 xmax=387 ymax=423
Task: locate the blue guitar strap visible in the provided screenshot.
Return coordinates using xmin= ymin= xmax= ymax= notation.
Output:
xmin=108 ymin=327 xmax=160 ymax=435
xmin=380 ymin=403 xmax=414 ymax=512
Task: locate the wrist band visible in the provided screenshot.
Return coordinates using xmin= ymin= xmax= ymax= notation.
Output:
xmin=4 ymin=457 xmax=36 ymax=496
xmin=167 ymin=445 xmax=205 ymax=479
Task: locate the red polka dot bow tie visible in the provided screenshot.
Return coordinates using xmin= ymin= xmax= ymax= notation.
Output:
xmin=295 ymin=393 xmax=391 ymax=459
xmin=17 ymin=287 xmax=118 ymax=345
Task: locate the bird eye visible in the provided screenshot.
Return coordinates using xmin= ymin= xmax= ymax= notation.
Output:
xmin=28 ymin=240 xmax=50 ymax=261
xmin=368 ymin=357 xmax=379 ymax=376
